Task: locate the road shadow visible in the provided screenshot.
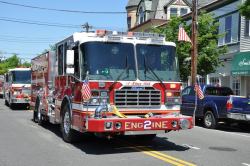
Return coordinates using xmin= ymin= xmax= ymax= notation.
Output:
xmin=195 ymin=120 xmax=250 ymax=134
xmin=36 ymin=121 xmax=190 ymax=155
xmin=215 ymin=123 xmax=250 ymax=133
xmin=9 ymin=104 xmax=30 ymax=111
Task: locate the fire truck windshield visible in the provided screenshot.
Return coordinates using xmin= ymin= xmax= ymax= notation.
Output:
xmin=11 ymin=70 xmax=31 ymax=84
xmin=80 ymin=42 xmax=136 ymax=81
xmin=136 ymin=44 xmax=180 ymax=82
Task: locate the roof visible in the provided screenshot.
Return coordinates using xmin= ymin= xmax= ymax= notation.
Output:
xmin=126 ymin=0 xmax=141 ymax=8
xmin=8 ymin=68 xmax=31 ymax=71
xmin=197 ymin=0 xmax=216 ymax=7
xmin=164 ymin=0 xmax=192 ymax=8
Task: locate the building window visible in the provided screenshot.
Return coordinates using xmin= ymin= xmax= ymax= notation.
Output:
xmin=138 ymin=7 xmax=145 ymax=24
xmin=180 ymin=8 xmax=188 ymax=16
xmin=218 ymin=13 xmax=239 ymax=46
xmin=225 ymin=15 xmax=232 ymax=43
xmin=127 ymin=16 xmax=131 ymax=29
xmin=198 ymin=77 xmax=206 ymax=85
xmin=245 ymin=19 xmax=250 ymax=36
xmin=170 ymin=8 xmax=178 ymax=18
xmin=232 ymin=77 xmax=240 ymax=95
xmin=210 ymin=77 xmax=220 ymax=86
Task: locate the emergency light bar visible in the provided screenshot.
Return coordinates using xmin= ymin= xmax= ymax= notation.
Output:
xmin=95 ymin=29 xmax=165 ymax=43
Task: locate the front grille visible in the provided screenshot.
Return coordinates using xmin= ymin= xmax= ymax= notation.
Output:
xmin=114 ymin=87 xmax=161 ymax=108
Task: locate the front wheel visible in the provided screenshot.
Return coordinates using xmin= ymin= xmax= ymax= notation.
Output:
xmin=204 ymin=111 xmax=217 ymax=129
xmin=61 ymin=105 xmax=79 ymax=143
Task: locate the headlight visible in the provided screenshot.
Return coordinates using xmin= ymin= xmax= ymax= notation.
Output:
xmin=90 ymin=98 xmax=99 ymax=105
xmin=100 ymin=91 xmax=108 ymax=97
xmin=13 ymin=91 xmax=20 ymax=95
xmin=179 ymin=119 xmax=190 ymax=130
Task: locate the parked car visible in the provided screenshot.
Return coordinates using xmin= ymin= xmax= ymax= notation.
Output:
xmin=226 ymin=95 xmax=250 ymax=123
xmin=181 ymin=85 xmax=233 ymax=129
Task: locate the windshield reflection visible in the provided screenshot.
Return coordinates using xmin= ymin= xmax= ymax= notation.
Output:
xmin=80 ymin=42 xmax=136 ymax=81
xmin=136 ymin=44 xmax=180 ymax=82
xmin=12 ymin=70 xmax=31 ymax=84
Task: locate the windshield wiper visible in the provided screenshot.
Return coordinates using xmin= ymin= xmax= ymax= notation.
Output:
xmin=109 ymin=55 xmax=129 ymax=92
xmin=143 ymin=54 xmax=166 ymax=90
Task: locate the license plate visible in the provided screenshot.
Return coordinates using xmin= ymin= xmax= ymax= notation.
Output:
xmin=246 ymin=115 xmax=250 ymax=120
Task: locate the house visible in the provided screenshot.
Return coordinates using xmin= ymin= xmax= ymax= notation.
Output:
xmin=126 ymin=0 xmax=250 ymax=96
xmin=126 ymin=0 xmax=193 ymax=32
xmin=182 ymin=0 xmax=250 ymax=96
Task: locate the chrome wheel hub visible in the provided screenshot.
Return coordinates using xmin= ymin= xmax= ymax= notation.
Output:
xmin=205 ymin=114 xmax=212 ymax=127
xmin=64 ymin=112 xmax=70 ymax=134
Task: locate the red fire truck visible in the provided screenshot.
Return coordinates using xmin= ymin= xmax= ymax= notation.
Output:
xmin=31 ymin=30 xmax=193 ymax=142
xmin=0 ymin=75 xmax=4 ymax=98
xmin=4 ymin=68 xmax=31 ymax=109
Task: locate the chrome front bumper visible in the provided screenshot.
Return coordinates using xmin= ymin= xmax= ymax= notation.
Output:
xmin=11 ymin=98 xmax=30 ymax=104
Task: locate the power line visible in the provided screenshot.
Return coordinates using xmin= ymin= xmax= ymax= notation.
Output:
xmin=0 ymin=34 xmax=62 ymax=40
xmin=0 ymin=17 xmax=126 ymax=31
xmin=0 ymin=39 xmax=53 ymax=44
xmin=0 ymin=0 xmax=238 ymax=15
xmin=0 ymin=0 xmax=127 ymax=14
xmin=0 ymin=17 xmax=81 ymax=28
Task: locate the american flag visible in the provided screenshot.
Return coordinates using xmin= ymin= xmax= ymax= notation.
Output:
xmin=194 ymin=82 xmax=204 ymax=100
xmin=81 ymin=80 xmax=91 ymax=101
xmin=178 ymin=27 xmax=192 ymax=43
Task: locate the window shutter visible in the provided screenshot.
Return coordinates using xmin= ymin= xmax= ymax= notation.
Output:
xmin=245 ymin=19 xmax=249 ymax=36
xmin=218 ymin=17 xmax=225 ymax=46
xmin=232 ymin=13 xmax=239 ymax=43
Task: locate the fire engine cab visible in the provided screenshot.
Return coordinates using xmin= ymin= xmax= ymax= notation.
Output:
xmin=4 ymin=68 xmax=31 ymax=109
xmin=31 ymin=30 xmax=193 ymax=142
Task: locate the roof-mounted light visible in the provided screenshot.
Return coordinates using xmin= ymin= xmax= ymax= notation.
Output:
xmin=96 ymin=29 xmax=107 ymax=36
xmin=127 ymin=31 xmax=134 ymax=37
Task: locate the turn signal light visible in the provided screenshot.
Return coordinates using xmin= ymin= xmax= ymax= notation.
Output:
xmin=170 ymin=84 xmax=176 ymax=89
xmin=166 ymin=92 xmax=173 ymax=97
xmin=226 ymin=100 xmax=233 ymax=111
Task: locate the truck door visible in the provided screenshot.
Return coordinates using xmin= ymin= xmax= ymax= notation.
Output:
xmin=181 ymin=86 xmax=196 ymax=116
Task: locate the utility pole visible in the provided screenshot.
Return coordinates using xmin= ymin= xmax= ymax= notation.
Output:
xmin=82 ymin=22 xmax=92 ymax=32
xmin=191 ymin=0 xmax=198 ymax=85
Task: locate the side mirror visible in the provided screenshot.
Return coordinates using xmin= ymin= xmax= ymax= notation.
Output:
xmin=66 ymin=50 xmax=74 ymax=65
xmin=66 ymin=50 xmax=74 ymax=74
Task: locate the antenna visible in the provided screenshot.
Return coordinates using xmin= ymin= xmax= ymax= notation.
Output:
xmin=81 ymin=22 xmax=93 ymax=32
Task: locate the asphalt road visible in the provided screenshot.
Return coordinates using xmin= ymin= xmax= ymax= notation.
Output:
xmin=0 ymin=99 xmax=250 ymax=166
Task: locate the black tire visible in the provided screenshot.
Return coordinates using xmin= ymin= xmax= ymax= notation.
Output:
xmin=135 ymin=134 xmax=156 ymax=141
xmin=33 ymin=98 xmax=44 ymax=125
xmin=33 ymin=98 xmax=39 ymax=123
xmin=9 ymin=103 xmax=15 ymax=110
xmin=5 ymin=99 xmax=9 ymax=106
xmin=204 ymin=111 xmax=217 ymax=129
xmin=61 ymin=104 xmax=79 ymax=143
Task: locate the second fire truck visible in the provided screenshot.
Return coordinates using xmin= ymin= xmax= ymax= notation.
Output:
xmin=4 ymin=68 xmax=31 ymax=109
xmin=31 ymin=30 xmax=193 ymax=142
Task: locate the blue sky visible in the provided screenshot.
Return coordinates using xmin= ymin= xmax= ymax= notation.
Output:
xmin=0 ymin=0 xmax=128 ymax=62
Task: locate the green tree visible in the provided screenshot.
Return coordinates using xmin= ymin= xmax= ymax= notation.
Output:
xmin=0 ymin=54 xmax=20 ymax=74
xmin=0 ymin=54 xmax=31 ymax=74
xmin=41 ymin=44 xmax=56 ymax=54
xmin=153 ymin=12 xmax=227 ymax=81
xmin=239 ymin=0 xmax=250 ymax=19
xmin=21 ymin=61 xmax=31 ymax=68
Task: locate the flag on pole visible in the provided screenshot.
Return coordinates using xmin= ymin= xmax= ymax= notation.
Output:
xmin=82 ymin=80 xmax=91 ymax=101
xmin=178 ymin=27 xmax=192 ymax=43
xmin=194 ymin=81 xmax=204 ymax=99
